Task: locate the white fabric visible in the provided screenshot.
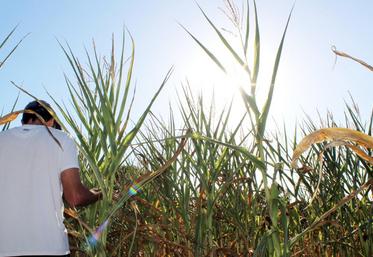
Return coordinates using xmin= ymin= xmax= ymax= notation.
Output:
xmin=0 ymin=125 xmax=79 ymax=256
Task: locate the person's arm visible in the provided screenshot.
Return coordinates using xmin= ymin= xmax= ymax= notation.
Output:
xmin=61 ymin=168 xmax=102 ymax=207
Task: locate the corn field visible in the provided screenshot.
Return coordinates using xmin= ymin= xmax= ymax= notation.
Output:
xmin=1 ymin=1 xmax=372 ymax=256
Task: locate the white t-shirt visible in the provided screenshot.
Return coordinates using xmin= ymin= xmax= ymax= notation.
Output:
xmin=0 ymin=125 xmax=79 ymax=256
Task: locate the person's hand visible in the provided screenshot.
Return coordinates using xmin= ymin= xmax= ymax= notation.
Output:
xmin=90 ymin=188 xmax=102 ymax=201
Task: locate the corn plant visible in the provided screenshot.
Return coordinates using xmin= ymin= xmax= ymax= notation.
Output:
xmin=1 ymin=2 xmax=372 ymax=256
xmin=289 ymin=104 xmax=372 ymax=256
xmin=126 ymin=86 xmax=262 ymax=256
xmin=183 ymin=0 xmax=293 ymax=255
xmin=122 ymin=84 xmax=372 ymax=256
xmin=49 ymin=32 xmax=172 ymax=256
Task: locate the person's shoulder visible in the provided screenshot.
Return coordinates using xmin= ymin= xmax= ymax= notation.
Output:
xmin=0 ymin=126 xmax=20 ymax=137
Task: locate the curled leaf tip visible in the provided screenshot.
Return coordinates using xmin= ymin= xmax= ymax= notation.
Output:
xmin=292 ymin=128 xmax=373 ymax=168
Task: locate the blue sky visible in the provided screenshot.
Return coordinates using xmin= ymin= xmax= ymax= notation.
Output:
xmin=1 ymin=0 xmax=372 ymax=131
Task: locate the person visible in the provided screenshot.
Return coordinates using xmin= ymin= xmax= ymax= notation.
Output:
xmin=0 ymin=100 xmax=102 ymax=257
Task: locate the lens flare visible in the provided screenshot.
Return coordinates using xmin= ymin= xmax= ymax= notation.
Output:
xmin=86 ymin=183 xmax=142 ymax=248
xmin=128 ymin=183 xmax=141 ymax=196
xmin=87 ymin=219 xmax=109 ymax=247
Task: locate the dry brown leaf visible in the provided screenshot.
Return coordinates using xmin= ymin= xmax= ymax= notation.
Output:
xmin=0 ymin=111 xmax=23 ymax=125
xmin=64 ymin=208 xmax=93 ymax=233
xmin=0 ymin=109 xmax=50 ymax=125
xmin=345 ymin=144 xmax=373 ymax=164
xmin=292 ymin=128 xmax=373 ymax=168
xmin=64 ymin=208 xmax=79 ymax=219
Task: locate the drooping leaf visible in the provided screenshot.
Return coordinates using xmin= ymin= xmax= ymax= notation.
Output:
xmin=332 ymin=46 xmax=373 ymax=72
xmin=106 ymin=131 xmax=189 ymax=220
xmin=0 ymin=111 xmax=21 ymax=125
xmin=292 ymin=127 xmax=373 ymax=168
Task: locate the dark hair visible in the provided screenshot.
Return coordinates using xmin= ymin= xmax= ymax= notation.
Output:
xmin=21 ymin=100 xmax=61 ymax=130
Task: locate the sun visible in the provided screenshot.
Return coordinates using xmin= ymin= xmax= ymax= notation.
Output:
xmin=182 ymin=50 xmax=252 ymax=125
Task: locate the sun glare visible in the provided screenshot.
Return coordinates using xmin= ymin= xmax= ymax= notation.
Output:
xmin=183 ymin=51 xmax=252 ymax=125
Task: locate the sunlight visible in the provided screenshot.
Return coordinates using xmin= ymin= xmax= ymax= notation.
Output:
xmin=182 ymin=41 xmax=294 ymax=132
xmin=183 ymin=50 xmax=250 ymax=126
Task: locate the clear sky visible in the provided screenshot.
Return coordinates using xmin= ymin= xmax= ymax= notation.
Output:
xmin=1 ymin=0 xmax=372 ymax=132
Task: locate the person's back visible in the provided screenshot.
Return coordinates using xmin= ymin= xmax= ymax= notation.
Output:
xmin=0 ymin=100 xmax=101 ymax=257
xmin=0 ymin=125 xmax=75 ymax=256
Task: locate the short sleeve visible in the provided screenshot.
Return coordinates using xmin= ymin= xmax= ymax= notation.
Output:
xmin=60 ymin=135 xmax=80 ymax=171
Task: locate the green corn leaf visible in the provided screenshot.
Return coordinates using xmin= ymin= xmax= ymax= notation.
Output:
xmin=243 ymin=0 xmax=250 ymax=55
xmin=251 ymin=0 xmax=260 ymax=88
xmin=240 ymin=88 xmax=260 ymax=117
xmin=180 ymin=23 xmax=227 ymax=73
xmin=196 ymin=3 xmax=250 ymax=74
xmin=0 ymin=25 xmax=18 ymax=49
xmin=192 ymin=132 xmax=266 ymax=170
xmin=117 ymin=32 xmax=135 ymax=130
xmin=0 ymin=29 xmax=28 ymax=70
xmin=109 ymin=68 xmax=173 ymax=173
xmin=114 ymin=28 xmax=126 ymax=111
xmin=259 ymin=5 xmax=293 ymax=138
